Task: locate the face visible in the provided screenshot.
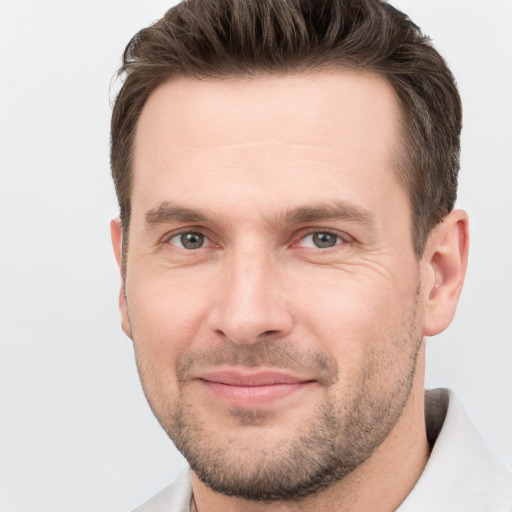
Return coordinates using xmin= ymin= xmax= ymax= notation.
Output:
xmin=117 ymin=72 xmax=426 ymax=500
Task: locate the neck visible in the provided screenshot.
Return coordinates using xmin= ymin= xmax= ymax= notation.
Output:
xmin=192 ymin=346 xmax=429 ymax=512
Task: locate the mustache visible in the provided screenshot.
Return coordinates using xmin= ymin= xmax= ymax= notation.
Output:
xmin=176 ymin=340 xmax=339 ymax=386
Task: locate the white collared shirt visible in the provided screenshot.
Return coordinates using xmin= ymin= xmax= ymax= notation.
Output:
xmin=397 ymin=389 xmax=512 ymax=511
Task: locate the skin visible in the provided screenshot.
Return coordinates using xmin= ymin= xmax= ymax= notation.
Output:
xmin=111 ymin=71 xmax=469 ymax=512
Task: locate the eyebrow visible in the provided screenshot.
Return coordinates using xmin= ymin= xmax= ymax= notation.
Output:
xmin=145 ymin=203 xmax=210 ymax=226
xmin=144 ymin=200 xmax=375 ymax=229
xmin=281 ymin=201 xmax=375 ymax=227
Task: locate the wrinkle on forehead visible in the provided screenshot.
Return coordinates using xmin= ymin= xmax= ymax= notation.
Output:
xmin=157 ymin=139 xmax=333 ymax=152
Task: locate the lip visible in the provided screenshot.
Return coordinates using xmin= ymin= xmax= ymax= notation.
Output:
xmin=196 ymin=369 xmax=315 ymax=408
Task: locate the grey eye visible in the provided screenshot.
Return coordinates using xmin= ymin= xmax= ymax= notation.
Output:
xmin=312 ymin=232 xmax=338 ymax=248
xmin=301 ymin=232 xmax=341 ymax=249
xmin=169 ymin=232 xmax=206 ymax=250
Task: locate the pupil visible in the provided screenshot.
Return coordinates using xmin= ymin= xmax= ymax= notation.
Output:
xmin=313 ymin=232 xmax=336 ymax=248
xmin=181 ymin=232 xmax=204 ymax=249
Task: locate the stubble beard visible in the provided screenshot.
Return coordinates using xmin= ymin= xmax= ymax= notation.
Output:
xmin=134 ymin=302 xmax=424 ymax=502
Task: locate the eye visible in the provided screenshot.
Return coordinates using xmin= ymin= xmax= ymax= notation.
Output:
xmin=168 ymin=231 xmax=209 ymax=250
xmin=299 ymin=231 xmax=344 ymax=249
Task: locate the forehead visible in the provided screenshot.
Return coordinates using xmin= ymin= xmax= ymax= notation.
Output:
xmin=131 ymin=71 xmax=405 ymax=223
xmin=134 ymin=70 xmax=401 ymax=155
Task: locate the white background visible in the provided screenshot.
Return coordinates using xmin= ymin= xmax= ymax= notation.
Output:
xmin=0 ymin=1 xmax=511 ymax=511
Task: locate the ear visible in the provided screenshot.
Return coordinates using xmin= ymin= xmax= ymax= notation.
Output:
xmin=422 ymin=209 xmax=469 ymax=337
xmin=110 ymin=218 xmax=133 ymax=339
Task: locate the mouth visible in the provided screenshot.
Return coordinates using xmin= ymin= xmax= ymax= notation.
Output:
xmin=196 ymin=369 xmax=316 ymax=408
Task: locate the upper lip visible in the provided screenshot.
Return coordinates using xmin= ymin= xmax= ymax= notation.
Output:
xmin=197 ymin=369 xmax=313 ymax=386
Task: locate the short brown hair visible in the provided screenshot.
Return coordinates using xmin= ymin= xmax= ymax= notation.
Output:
xmin=111 ymin=0 xmax=462 ymax=259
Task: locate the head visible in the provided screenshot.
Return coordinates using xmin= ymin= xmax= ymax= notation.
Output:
xmin=110 ymin=0 xmax=468 ymax=505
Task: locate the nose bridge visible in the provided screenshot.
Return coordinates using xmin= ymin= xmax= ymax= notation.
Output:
xmin=210 ymin=240 xmax=292 ymax=344
xmin=231 ymin=245 xmax=271 ymax=308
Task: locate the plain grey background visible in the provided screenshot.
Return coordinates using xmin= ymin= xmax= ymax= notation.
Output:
xmin=1 ymin=1 xmax=511 ymax=511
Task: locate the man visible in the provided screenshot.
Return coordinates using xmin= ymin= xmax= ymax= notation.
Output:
xmin=109 ymin=0 xmax=512 ymax=510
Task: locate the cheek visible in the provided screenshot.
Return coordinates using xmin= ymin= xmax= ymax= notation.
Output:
xmin=126 ymin=269 xmax=214 ymax=369
xmin=290 ymin=267 xmax=419 ymax=362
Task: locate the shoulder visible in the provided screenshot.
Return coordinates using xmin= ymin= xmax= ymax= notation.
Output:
xmin=131 ymin=470 xmax=192 ymax=512
xmin=399 ymin=389 xmax=512 ymax=511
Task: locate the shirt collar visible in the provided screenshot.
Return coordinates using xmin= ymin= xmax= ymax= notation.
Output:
xmin=397 ymin=388 xmax=512 ymax=511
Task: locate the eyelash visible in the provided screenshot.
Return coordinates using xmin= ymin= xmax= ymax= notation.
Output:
xmin=164 ymin=229 xmax=215 ymax=250
xmin=293 ymin=229 xmax=351 ymax=249
xmin=162 ymin=228 xmax=352 ymax=251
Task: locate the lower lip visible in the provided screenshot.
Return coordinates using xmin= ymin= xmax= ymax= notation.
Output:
xmin=200 ymin=380 xmax=312 ymax=408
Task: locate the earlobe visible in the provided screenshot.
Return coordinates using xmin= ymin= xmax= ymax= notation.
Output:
xmin=422 ymin=209 xmax=469 ymax=337
xmin=110 ymin=218 xmax=133 ymax=339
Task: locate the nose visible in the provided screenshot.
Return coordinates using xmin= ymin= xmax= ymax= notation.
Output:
xmin=208 ymin=248 xmax=294 ymax=345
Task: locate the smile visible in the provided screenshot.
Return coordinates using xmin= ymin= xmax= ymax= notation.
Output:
xmin=197 ymin=370 xmax=316 ymax=408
